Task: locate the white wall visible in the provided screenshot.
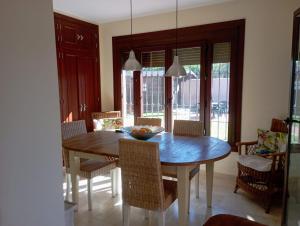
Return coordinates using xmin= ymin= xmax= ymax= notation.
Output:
xmin=0 ymin=1 xmax=65 ymax=226
xmin=99 ymin=0 xmax=299 ymax=175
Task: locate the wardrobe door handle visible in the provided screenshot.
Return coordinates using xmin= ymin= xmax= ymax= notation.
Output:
xmin=83 ymin=104 xmax=87 ymax=112
xmin=80 ymin=35 xmax=84 ymax=40
xmin=76 ymin=34 xmax=81 ymax=40
xmin=80 ymin=104 xmax=83 ymax=112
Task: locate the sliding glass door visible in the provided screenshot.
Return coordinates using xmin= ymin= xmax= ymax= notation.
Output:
xmin=172 ymin=47 xmax=201 ymax=122
xmin=141 ymin=50 xmax=166 ymax=126
xmin=283 ymin=12 xmax=300 ymax=226
xmin=121 ymin=70 xmax=134 ymax=126
xmin=121 ymin=43 xmax=234 ymax=139
xmin=210 ymin=42 xmax=231 ymax=141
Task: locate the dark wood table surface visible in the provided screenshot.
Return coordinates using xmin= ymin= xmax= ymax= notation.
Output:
xmin=63 ymin=131 xmax=231 ymax=166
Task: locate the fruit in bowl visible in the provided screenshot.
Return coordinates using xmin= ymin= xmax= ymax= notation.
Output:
xmin=122 ymin=126 xmax=164 ymax=140
xmin=131 ymin=127 xmax=152 ymax=135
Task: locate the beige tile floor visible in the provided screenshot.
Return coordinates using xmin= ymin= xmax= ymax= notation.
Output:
xmin=67 ymin=172 xmax=282 ymax=226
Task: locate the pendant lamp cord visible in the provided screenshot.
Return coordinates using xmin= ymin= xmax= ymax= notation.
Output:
xmin=176 ymin=0 xmax=178 ymax=56
xmin=130 ymin=0 xmax=133 ymax=49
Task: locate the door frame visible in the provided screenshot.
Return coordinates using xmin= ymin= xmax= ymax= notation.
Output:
xmin=282 ymin=8 xmax=300 ymax=226
xmin=112 ymin=19 xmax=245 ymax=146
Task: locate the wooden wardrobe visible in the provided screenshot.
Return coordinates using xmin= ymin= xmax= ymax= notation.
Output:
xmin=54 ymin=13 xmax=101 ymax=131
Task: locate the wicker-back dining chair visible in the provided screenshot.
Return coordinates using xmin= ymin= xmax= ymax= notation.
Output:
xmin=163 ymin=120 xmax=203 ymax=212
xmin=135 ymin=117 xmax=162 ymax=127
xmin=234 ymin=118 xmax=288 ymax=213
xmin=173 ymin=119 xmax=203 ymax=137
xmin=61 ymin=120 xmax=117 ymax=210
xmin=119 ymin=139 xmax=177 ymax=226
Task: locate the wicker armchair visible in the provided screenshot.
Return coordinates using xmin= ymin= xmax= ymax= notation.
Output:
xmin=92 ymin=111 xmax=123 ymax=131
xmin=61 ymin=120 xmax=117 ymax=210
xmin=234 ymin=118 xmax=288 ymax=213
xmin=92 ymin=111 xmax=121 ymax=119
xmin=119 ymin=139 xmax=177 ymax=226
xmin=135 ymin=117 xmax=162 ymax=127
xmin=163 ymin=120 xmax=203 ymax=209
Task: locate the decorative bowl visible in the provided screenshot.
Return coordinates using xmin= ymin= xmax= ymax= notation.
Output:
xmin=122 ymin=126 xmax=164 ymax=140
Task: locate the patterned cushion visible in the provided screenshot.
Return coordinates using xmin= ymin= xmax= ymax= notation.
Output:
xmin=93 ymin=117 xmax=123 ymax=131
xmin=256 ymin=129 xmax=287 ymax=154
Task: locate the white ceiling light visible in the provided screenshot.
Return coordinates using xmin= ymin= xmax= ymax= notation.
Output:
xmin=123 ymin=0 xmax=142 ymax=71
xmin=165 ymin=0 xmax=186 ymax=77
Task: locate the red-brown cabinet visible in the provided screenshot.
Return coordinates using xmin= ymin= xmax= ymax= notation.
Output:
xmin=54 ymin=13 xmax=101 ymax=131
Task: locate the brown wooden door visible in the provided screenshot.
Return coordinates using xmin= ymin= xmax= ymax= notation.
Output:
xmin=60 ymin=50 xmax=80 ymax=122
xmin=77 ymin=27 xmax=97 ymax=51
xmin=54 ymin=13 xmax=101 ymax=129
xmin=77 ymin=54 xmax=99 ymax=131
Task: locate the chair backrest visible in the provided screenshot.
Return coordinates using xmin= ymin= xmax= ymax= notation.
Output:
xmin=135 ymin=117 xmax=162 ymax=127
xmin=61 ymin=120 xmax=87 ymax=168
xmin=119 ymin=139 xmax=164 ymax=210
xmin=173 ymin=120 xmax=203 ymax=137
xmin=270 ymin=118 xmax=288 ymax=133
xmin=92 ymin=111 xmax=121 ymax=120
xmin=61 ymin=120 xmax=87 ymax=140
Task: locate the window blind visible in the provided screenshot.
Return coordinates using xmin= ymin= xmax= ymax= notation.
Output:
xmin=213 ymin=42 xmax=231 ymax=63
xmin=141 ymin=50 xmax=165 ymax=67
xmin=172 ymin=47 xmax=201 ymax=65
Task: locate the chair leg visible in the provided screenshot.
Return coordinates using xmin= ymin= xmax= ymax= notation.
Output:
xmin=157 ymin=211 xmax=165 ymax=226
xmin=234 ymin=184 xmax=239 ymax=193
xmin=111 ymin=169 xmax=117 ymax=197
xmin=188 ymin=182 xmax=191 ymax=214
xmin=66 ymin=173 xmax=71 ymax=201
xmin=87 ymin=178 xmax=93 ymax=211
xmin=195 ymin=168 xmax=200 ymax=199
xmin=122 ymin=203 xmax=130 ymax=226
xmin=144 ymin=209 xmax=150 ymax=220
xmin=265 ymin=195 xmax=272 ymax=214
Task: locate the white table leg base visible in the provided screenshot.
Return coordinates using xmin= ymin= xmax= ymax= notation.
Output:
xmin=177 ymin=166 xmax=190 ymax=226
xmin=195 ymin=167 xmax=200 ymax=199
xmin=206 ymin=162 xmax=214 ymax=208
xmin=69 ymin=150 xmax=80 ymax=205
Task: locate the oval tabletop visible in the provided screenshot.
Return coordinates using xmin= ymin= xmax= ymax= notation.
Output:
xmin=62 ymin=131 xmax=231 ymax=166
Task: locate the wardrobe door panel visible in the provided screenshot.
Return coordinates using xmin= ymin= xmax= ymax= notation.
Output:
xmin=62 ymin=51 xmax=80 ymax=122
xmin=60 ymin=22 xmax=81 ymax=50
xmin=78 ymin=27 xmax=97 ymax=51
xmin=77 ymin=55 xmax=98 ymax=131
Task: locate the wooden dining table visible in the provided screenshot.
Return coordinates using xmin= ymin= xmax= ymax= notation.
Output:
xmin=63 ymin=131 xmax=231 ymax=226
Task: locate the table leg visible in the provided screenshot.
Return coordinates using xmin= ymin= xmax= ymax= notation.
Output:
xmin=177 ymin=166 xmax=190 ymax=226
xmin=206 ymin=162 xmax=214 ymax=208
xmin=69 ymin=150 xmax=80 ymax=204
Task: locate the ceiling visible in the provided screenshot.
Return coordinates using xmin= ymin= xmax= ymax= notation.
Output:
xmin=53 ymin=0 xmax=232 ymax=24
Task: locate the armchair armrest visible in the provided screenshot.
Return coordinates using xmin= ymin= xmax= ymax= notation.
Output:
xmin=236 ymin=141 xmax=258 ymax=155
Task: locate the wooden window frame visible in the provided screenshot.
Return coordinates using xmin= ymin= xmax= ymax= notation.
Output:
xmin=112 ymin=19 xmax=245 ymax=147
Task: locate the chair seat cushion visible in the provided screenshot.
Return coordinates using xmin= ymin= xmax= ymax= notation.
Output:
xmin=238 ymin=155 xmax=273 ymax=172
xmin=66 ymin=160 xmax=117 ymax=179
xmin=163 ymin=179 xmax=177 ymax=210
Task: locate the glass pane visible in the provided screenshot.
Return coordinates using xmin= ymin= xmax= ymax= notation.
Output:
xmin=210 ymin=42 xmax=231 ymax=141
xmin=286 ymin=23 xmax=300 ymax=226
xmin=121 ymin=70 xmax=134 ymax=126
xmin=141 ymin=51 xmax=165 ymax=127
xmin=291 ymin=61 xmax=300 ymax=144
xmin=172 ymin=47 xmax=201 ymax=122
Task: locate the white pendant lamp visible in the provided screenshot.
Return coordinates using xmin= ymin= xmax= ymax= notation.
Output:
xmin=165 ymin=0 xmax=186 ymax=77
xmin=123 ymin=0 xmax=142 ymax=71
